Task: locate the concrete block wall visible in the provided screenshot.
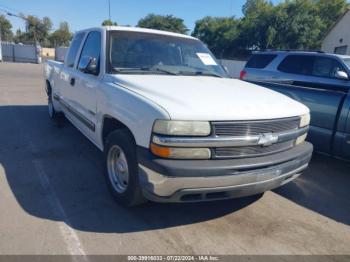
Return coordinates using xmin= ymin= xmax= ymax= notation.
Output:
xmin=1 ymin=43 xmax=39 ymax=63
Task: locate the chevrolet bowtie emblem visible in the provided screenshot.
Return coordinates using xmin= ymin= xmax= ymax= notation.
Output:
xmin=258 ymin=133 xmax=279 ymax=147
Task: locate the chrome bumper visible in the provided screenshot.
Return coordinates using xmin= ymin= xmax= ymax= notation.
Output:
xmin=138 ymin=143 xmax=313 ymax=203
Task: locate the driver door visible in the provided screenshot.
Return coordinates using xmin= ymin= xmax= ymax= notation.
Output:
xmin=69 ymin=31 xmax=102 ymax=142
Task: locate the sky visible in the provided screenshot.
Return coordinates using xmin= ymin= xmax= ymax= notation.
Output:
xmin=0 ymin=0 xmax=281 ymax=33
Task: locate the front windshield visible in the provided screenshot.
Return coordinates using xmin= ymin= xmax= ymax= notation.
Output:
xmin=108 ymin=31 xmax=227 ymax=77
xmin=344 ymin=59 xmax=350 ymax=69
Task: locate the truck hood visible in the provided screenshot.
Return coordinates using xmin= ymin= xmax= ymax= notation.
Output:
xmin=109 ymin=75 xmax=309 ymax=121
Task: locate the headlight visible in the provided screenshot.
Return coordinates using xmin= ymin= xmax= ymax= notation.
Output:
xmin=300 ymin=113 xmax=311 ymax=128
xmin=153 ymin=120 xmax=211 ymax=136
xmin=150 ymin=143 xmax=211 ymax=159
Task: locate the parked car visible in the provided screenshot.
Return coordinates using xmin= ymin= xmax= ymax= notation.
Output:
xmin=241 ymin=51 xmax=350 ymax=160
xmin=44 ymin=27 xmax=312 ymax=206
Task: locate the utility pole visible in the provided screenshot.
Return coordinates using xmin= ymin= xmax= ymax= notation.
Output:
xmin=108 ymin=0 xmax=111 ymax=21
xmin=0 ymin=10 xmax=4 ymax=61
xmin=0 ymin=30 xmax=3 ymax=62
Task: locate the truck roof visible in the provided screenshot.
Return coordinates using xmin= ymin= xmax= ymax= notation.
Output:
xmin=75 ymin=26 xmax=197 ymax=40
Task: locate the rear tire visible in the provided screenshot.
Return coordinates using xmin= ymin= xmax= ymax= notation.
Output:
xmin=104 ymin=129 xmax=146 ymax=207
xmin=48 ymin=91 xmax=63 ymax=121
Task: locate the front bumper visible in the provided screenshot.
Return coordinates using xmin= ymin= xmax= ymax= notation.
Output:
xmin=137 ymin=142 xmax=313 ymax=203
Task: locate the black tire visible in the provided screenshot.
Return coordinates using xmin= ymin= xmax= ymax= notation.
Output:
xmin=48 ymin=90 xmax=64 ymax=121
xmin=104 ymin=129 xmax=146 ymax=207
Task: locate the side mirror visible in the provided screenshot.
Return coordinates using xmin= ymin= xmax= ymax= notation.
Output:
xmin=78 ymin=56 xmax=98 ymax=75
xmin=335 ymin=70 xmax=349 ymax=80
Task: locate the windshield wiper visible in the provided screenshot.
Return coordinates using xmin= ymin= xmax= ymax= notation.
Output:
xmin=195 ymin=71 xmax=224 ymax=78
xmin=151 ymin=66 xmax=179 ymax=75
xmin=112 ymin=66 xmax=178 ymax=75
xmin=179 ymin=70 xmax=224 ymax=78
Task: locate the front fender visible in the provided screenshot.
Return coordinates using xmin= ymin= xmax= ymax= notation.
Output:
xmin=95 ymin=82 xmax=171 ymax=149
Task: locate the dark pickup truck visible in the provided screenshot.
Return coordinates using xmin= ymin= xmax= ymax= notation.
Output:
xmin=247 ymin=80 xmax=350 ymax=160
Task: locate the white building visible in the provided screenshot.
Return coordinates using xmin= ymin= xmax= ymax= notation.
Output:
xmin=322 ymin=8 xmax=350 ymax=55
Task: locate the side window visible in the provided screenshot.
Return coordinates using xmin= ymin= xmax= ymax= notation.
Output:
xmin=312 ymin=57 xmax=333 ymax=78
xmin=312 ymin=57 xmax=346 ymax=78
xmin=278 ymin=55 xmax=313 ymax=75
xmin=246 ymin=54 xmax=277 ymax=69
xmin=65 ymin=33 xmax=85 ymax=68
xmin=78 ymin=31 xmax=101 ymax=75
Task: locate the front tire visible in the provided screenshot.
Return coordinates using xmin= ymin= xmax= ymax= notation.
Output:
xmin=104 ymin=129 xmax=146 ymax=207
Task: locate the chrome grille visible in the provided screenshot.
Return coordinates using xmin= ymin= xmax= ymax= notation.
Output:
xmin=212 ymin=117 xmax=300 ymax=137
xmin=213 ymin=141 xmax=295 ymax=159
xmin=211 ymin=117 xmax=300 ymax=159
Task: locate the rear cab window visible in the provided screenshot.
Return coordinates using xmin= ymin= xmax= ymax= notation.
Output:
xmin=65 ymin=32 xmax=85 ymax=68
xmin=246 ymin=54 xmax=277 ymax=69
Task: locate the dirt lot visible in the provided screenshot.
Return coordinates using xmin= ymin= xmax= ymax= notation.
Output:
xmin=0 ymin=62 xmax=349 ymax=255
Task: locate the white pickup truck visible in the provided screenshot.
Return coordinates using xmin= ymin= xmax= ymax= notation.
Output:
xmin=44 ymin=26 xmax=313 ymax=206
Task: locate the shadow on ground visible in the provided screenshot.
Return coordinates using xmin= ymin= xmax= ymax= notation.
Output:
xmin=0 ymin=105 xmax=262 ymax=233
xmin=274 ymin=153 xmax=350 ymax=225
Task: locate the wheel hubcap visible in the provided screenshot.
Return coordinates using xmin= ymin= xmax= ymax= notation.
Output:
xmin=107 ymin=145 xmax=129 ymax=193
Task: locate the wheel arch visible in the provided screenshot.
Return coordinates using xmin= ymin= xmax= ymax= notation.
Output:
xmin=101 ymin=115 xmax=137 ymax=148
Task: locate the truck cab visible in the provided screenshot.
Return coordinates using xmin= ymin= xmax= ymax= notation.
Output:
xmin=45 ymin=27 xmax=313 ymax=206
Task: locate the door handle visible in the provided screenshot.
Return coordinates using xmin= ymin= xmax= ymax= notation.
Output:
xmin=70 ymin=78 xmax=75 ymax=86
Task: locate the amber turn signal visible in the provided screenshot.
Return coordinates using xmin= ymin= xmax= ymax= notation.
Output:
xmin=150 ymin=143 xmax=171 ymax=158
xmin=150 ymin=143 xmax=211 ymax=159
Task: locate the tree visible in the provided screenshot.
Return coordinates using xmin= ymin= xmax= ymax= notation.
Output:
xmin=192 ymin=17 xmax=240 ymax=58
xmin=48 ymin=22 xmax=72 ymax=47
xmin=193 ymin=0 xmax=350 ymax=58
xmin=315 ymin=0 xmax=349 ymax=32
xmin=238 ymin=0 xmax=276 ymax=50
xmin=27 ymin=15 xmax=51 ymax=44
xmin=13 ymin=15 xmax=52 ymax=45
xmin=238 ymin=0 xmax=337 ymax=51
xmin=102 ymin=19 xmax=118 ymax=26
xmin=137 ymin=14 xmax=188 ymax=34
xmin=242 ymin=0 xmax=270 ymax=16
xmin=13 ymin=29 xmax=22 ymax=43
xmin=0 ymin=15 xmax=14 ymax=42
xmin=273 ymin=0 xmax=323 ymax=49
xmin=191 ymin=0 xmax=348 ymax=59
